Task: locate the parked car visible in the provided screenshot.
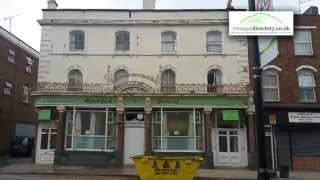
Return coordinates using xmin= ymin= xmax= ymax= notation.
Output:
xmin=10 ymin=137 xmax=34 ymax=157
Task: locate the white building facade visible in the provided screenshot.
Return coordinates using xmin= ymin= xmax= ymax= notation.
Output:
xmin=34 ymin=0 xmax=255 ymax=168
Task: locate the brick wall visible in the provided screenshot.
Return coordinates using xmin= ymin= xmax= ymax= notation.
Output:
xmin=267 ymin=15 xmax=320 ymax=104
xmin=293 ymin=156 xmax=320 ymax=171
xmin=0 ymin=33 xmax=39 ymax=154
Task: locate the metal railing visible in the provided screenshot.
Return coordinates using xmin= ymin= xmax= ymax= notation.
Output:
xmin=36 ymin=81 xmax=249 ymax=95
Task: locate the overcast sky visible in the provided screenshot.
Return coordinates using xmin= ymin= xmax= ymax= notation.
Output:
xmin=0 ymin=0 xmax=319 ymax=51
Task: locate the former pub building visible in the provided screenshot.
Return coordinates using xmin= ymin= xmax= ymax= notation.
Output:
xmin=33 ymin=0 xmax=253 ymax=168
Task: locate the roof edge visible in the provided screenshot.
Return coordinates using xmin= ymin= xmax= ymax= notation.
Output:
xmin=42 ymin=8 xmax=246 ymax=12
xmin=0 ymin=26 xmax=39 ymax=57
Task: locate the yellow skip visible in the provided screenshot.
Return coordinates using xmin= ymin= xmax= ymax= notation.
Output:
xmin=131 ymin=155 xmax=203 ymax=180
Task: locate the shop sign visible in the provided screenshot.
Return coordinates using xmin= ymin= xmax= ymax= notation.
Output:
xmin=84 ymin=97 xmax=114 ymax=104
xmin=288 ymin=112 xmax=320 ymax=123
xmin=269 ymin=114 xmax=277 ymax=125
xmin=223 ymin=110 xmax=240 ymax=121
xmin=35 ymin=95 xmax=248 ymax=106
xmin=152 ymin=97 xmax=180 ymax=105
xmin=38 ymin=109 xmax=51 ymax=121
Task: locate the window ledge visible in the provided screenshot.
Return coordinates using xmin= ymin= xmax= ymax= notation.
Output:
xmin=161 ymin=51 xmax=177 ymax=55
xmin=113 ymin=50 xmax=130 ymax=54
xmin=65 ymin=149 xmax=115 ymax=152
xmin=68 ymin=50 xmax=85 ymax=54
xmin=294 ymin=54 xmax=314 ymax=57
xmin=264 ymin=100 xmax=280 ymax=103
xmin=153 ymin=150 xmax=204 ymax=153
xmin=204 ymin=51 xmax=224 ymax=55
xmin=299 ymin=101 xmax=317 ymax=104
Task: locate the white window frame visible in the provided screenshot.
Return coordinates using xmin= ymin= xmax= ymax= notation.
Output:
xmin=161 ymin=31 xmax=177 ymax=53
xmin=22 ymin=85 xmax=30 ymax=103
xmin=65 ymin=108 xmax=116 ymax=152
xmin=206 ymin=31 xmax=223 ymax=53
xmin=152 ymin=108 xmax=203 ymax=153
xmin=3 ymin=81 xmax=13 ymax=96
xmin=40 ymin=128 xmax=57 ymax=150
xmin=294 ymin=29 xmax=313 ymax=56
xmin=262 ymin=69 xmax=280 ymax=102
xmin=298 ymin=70 xmax=316 ymax=103
xmin=67 ymin=69 xmax=83 ymax=90
xmin=160 ymin=69 xmax=176 ymax=92
xmin=69 ymin=31 xmax=85 ymax=51
xmin=26 ymin=57 xmax=33 ymax=74
xmin=8 ymin=49 xmax=15 ymax=63
xmin=115 ymin=31 xmax=130 ymax=52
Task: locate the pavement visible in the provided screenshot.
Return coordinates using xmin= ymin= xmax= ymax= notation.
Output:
xmin=0 ymin=157 xmax=319 ymax=180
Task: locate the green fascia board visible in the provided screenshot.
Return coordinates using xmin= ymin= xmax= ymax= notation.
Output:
xmin=34 ymin=95 xmax=248 ymax=106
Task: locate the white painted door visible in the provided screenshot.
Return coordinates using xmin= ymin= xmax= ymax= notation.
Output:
xmin=36 ymin=127 xmax=57 ymax=164
xmin=213 ymin=128 xmax=247 ymax=167
xmin=124 ymin=127 xmax=145 ymax=164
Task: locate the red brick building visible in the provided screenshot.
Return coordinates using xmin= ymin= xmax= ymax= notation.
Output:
xmin=0 ymin=26 xmax=39 ymax=155
xmin=260 ymin=10 xmax=320 ymax=171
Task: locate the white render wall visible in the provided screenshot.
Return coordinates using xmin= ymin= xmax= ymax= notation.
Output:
xmin=39 ymin=10 xmax=249 ymax=84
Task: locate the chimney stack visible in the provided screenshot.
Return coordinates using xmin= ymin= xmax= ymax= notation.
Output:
xmin=47 ymin=0 xmax=58 ymax=9
xmin=143 ymin=0 xmax=156 ymax=9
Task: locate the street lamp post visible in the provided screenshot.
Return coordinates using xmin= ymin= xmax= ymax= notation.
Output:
xmin=247 ymin=0 xmax=270 ymax=180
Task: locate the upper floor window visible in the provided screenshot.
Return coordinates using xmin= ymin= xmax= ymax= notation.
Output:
xmin=68 ymin=69 xmax=83 ymax=91
xmin=26 ymin=57 xmax=33 ymax=74
xmin=161 ymin=69 xmax=176 ymax=92
xmin=207 ymin=69 xmax=222 ymax=92
xmin=262 ymin=69 xmax=279 ymax=102
xmin=8 ymin=49 xmax=15 ymax=63
xmin=294 ymin=30 xmax=313 ymax=56
xmin=22 ymin=85 xmax=30 ymax=103
xmin=3 ymin=81 xmax=13 ymax=96
xmin=114 ymin=69 xmax=129 ymax=87
xmin=69 ymin=31 xmax=85 ymax=51
xmin=115 ymin=31 xmax=130 ymax=51
xmin=206 ymin=31 xmax=222 ymax=52
xmin=161 ymin=31 xmax=177 ymax=53
xmin=298 ymin=69 xmax=316 ymax=102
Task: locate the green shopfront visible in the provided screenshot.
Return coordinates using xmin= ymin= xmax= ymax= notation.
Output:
xmin=34 ymin=94 xmax=252 ymax=168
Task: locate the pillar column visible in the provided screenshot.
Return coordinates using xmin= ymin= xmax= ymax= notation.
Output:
xmin=55 ymin=106 xmax=66 ymax=157
xmin=116 ymin=107 xmax=125 ymax=165
xmin=144 ymin=107 xmax=152 ymax=155
xmin=204 ymin=107 xmax=213 ymax=168
xmin=248 ymin=112 xmax=256 ymax=153
xmin=247 ymin=111 xmax=257 ymax=169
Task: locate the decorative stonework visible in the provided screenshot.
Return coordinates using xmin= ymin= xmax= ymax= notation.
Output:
xmin=145 ymin=97 xmax=152 ymax=106
xmin=65 ymin=65 xmax=85 ymax=77
xmin=160 ymin=64 xmax=177 ymax=73
xmin=111 ymin=65 xmax=130 ymax=77
xmin=36 ymin=82 xmax=249 ymax=95
xmin=247 ymin=90 xmax=255 ymax=114
xmin=114 ymin=82 xmax=155 ymax=93
xmin=204 ymin=107 xmax=213 ymax=114
xmin=56 ymin=105 xmax=66 ymax=112
xmin=117 ymin=97 xmax=124 ymax=106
